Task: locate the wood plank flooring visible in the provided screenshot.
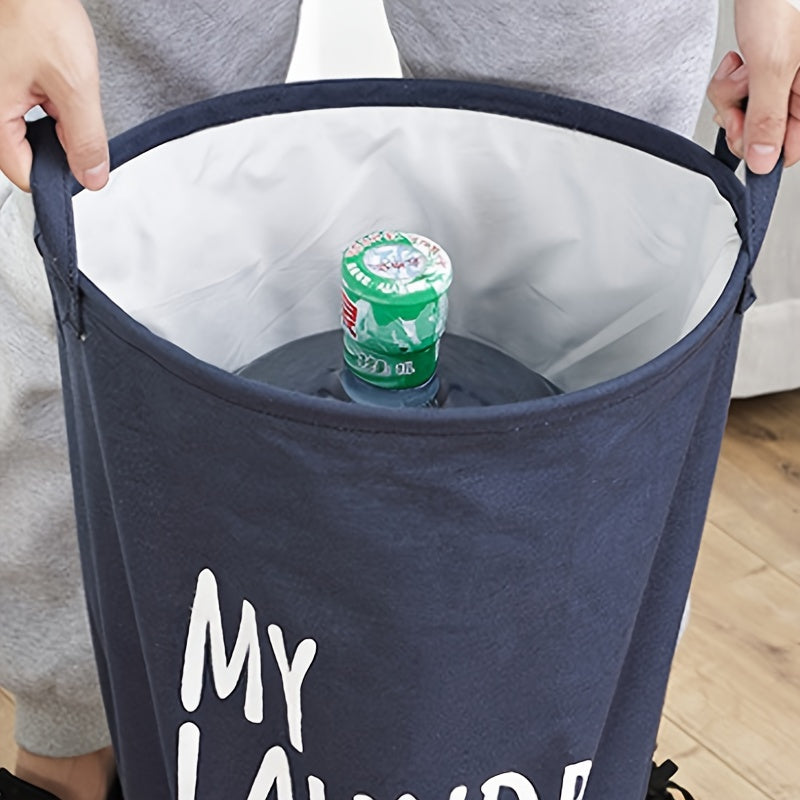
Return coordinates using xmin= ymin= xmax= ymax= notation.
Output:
xmin=1 ymin=389 xmax=798 ymax=798
xmin=655 ymin=389 xmax=800 ymax=799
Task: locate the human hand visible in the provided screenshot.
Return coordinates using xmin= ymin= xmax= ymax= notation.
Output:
xmin=0 ymin=0 xmax=108 ymax=191
xmin=707 ymin=0 xmax=800 ymax=173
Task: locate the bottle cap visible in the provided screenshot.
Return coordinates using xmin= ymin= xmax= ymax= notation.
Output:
xmin=341 ymin=231 xmax=452 ymax=390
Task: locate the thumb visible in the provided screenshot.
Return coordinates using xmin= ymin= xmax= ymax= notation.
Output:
xmin=43 ymin=81 xmax=109 ymax=191
xmin=741 ymin=65 xmax=790 ymax=173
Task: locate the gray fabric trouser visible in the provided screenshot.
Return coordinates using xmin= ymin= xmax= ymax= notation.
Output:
xmin=0 ymin=0 xmax=718 ymax=757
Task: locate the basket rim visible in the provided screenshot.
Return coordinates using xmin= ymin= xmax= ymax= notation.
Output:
xmin=58 ymin=78 xmax=751 ymax=434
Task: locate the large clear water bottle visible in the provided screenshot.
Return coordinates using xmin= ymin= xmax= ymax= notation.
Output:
xmin=236 ymin=231 xmax=561 ymax=408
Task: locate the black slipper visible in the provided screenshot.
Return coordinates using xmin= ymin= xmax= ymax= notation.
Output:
xmin=0 ymin=767 xmax=123 ymax=800
xmin=0 ymin=768 xmax=61 ymax=800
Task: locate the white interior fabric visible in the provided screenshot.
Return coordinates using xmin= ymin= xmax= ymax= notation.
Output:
xmin=72 ymin=106 xmax=741 ymax=392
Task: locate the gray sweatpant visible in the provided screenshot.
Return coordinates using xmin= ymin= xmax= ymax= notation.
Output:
xmin=0 ymin=0 xmax=718 ymax=757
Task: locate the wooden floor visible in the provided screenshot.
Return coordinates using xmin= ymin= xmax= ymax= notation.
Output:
xmin=654 ymin=387 xmax=800 ymax=800
xmin=1 ymin=389 xmax=798 ymax=798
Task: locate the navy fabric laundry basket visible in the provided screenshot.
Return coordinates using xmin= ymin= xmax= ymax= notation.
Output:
xmin=28 ymin=79 xmax=780 ymax=800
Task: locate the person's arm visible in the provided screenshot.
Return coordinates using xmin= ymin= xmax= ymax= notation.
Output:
xmin=0 ymin=0 xmax=108 ymax=191
xmin=708 ymin=0 xmax=800 ymax=174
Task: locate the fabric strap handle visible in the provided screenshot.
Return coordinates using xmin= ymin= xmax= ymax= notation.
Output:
xmin=713 ymin=127 xmax=783 ymax=264
xmin=28 ymin=114 xmax=783 ymax=335
xmin=713 ymin=127 xmax=784 ymax=313
xmin=28 ymin=116 xmax=84 ymax=336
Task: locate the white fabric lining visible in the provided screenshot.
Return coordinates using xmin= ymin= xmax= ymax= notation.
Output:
xmin=73 ymin=106 xmax=741 ymax=392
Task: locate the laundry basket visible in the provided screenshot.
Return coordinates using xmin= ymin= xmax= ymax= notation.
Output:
xmin=28 ymin=79 xmax=780 ymax=800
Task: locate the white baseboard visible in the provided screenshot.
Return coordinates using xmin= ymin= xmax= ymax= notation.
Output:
xmin=733 ymin=298 xmax=800 ymax=397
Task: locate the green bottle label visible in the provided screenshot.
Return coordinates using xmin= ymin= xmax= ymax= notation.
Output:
xmin=341 ymin=231 xmax=452 ymax=390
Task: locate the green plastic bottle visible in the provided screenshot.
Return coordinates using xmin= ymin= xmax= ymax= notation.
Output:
xmin=237 ymin=231 xmax=560 ymax=408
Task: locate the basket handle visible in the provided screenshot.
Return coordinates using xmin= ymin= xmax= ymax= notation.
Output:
xmin=28 ymin=116 xmax=84 ymax=336
xmin=714 ymin=127 xmax=783 ymax=266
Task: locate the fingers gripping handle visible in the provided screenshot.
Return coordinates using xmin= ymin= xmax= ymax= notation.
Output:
xmin=27 ymin=116 xmax=84 ymax=336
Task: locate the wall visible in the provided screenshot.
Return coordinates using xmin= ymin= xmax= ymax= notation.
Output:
xmin=288 ymin=0 xmax=401 ymax=81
